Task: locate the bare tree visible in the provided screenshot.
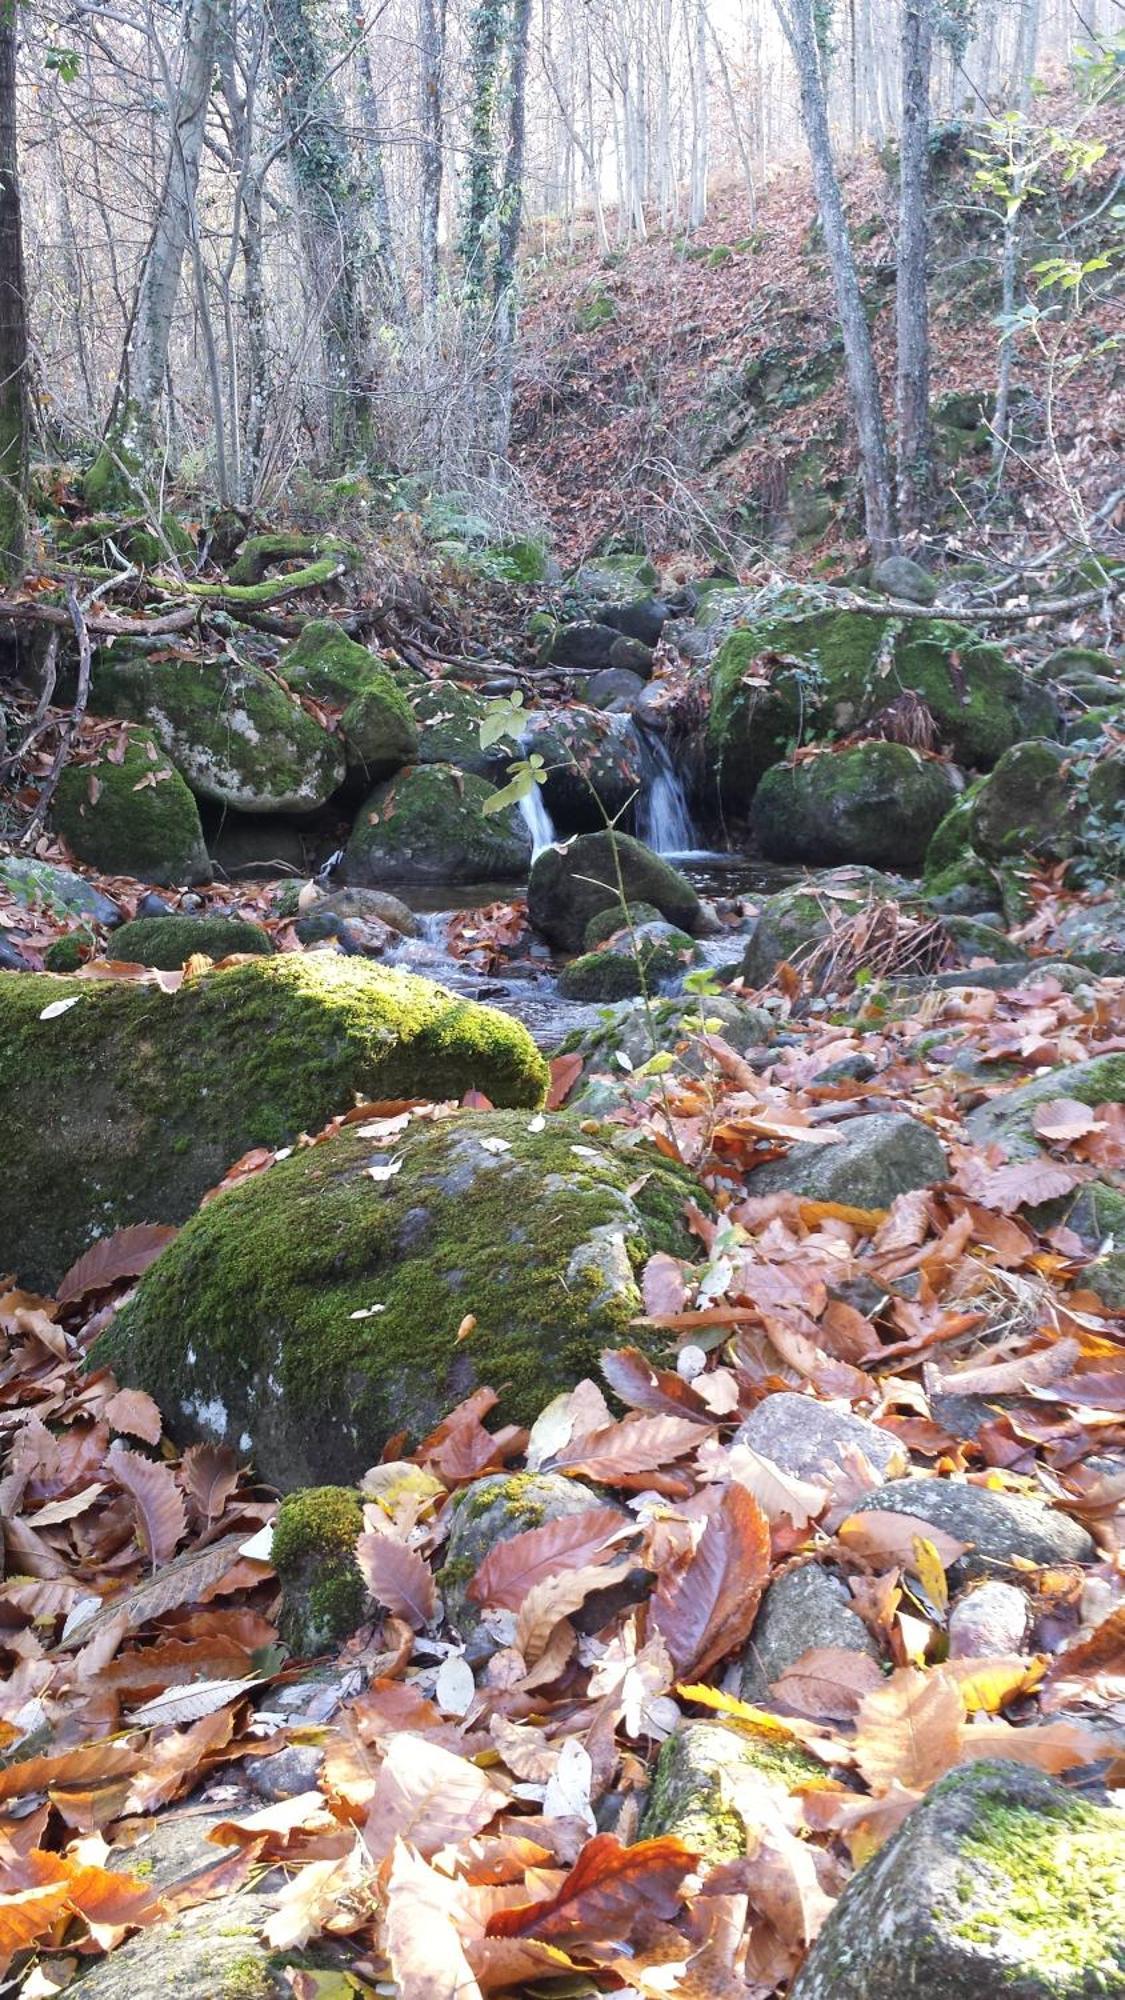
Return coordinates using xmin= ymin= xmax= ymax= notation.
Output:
xmin=896 ymin=0 xmax=935 ymax=536
xmin=0 ymin=0 xmax=27 ymax=581
xmin=773 ymin=0 xmax=896 ymax=555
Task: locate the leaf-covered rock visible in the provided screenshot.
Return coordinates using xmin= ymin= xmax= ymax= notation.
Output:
xmin=790 ymin=1761 xmax=1125 ymax=1999
xmin=642 ymin=1721 xmax=837 ymax=1865
xmin=746 ymin=1111 xmax=949 ymax=1207
xmin=751 ymin=744 xmax=956 ymax=869
xmin=95 ymin=1111 xmax=702 ymax=1487
xmin=345 ymin=762 xmax=531 ymax=885
xmin=440 ymin=1471 xmax=619 ymax=1631
xmin=0 ymin=957 xmax=546 ymax=1287
xmin=741 ymin=1562 xmax=881 ymax=1704
xmin=52 ymin=729 xmax=211 ymax=887
xmin=966 ymin=1051 xmax=1125 ymax=1161
xmin=849 ymin=1477 xmax=1095 ymax=1584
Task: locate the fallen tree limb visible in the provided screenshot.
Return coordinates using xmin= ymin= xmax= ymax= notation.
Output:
xmin=834 ymin=580 xmax=1123 ymax=625
xmin=21 ymin=588 xmax=93 ymax=843
xmin=149 ymin=555 xmax=348 ymax=609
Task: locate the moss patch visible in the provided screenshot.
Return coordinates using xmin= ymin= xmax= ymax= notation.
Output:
xmin=273 ymin=1486 xmax=366 ymax=1655
xmin=94 ymin=1110 xmax=701 ymax=1487
xmin=751 ymin=744 xmax=955 ymax=869
xmin=345 ymin=763 xmax=530 ymax=885
xmin=954 ymin=1796 xmax=1125 ymax=1985
xmin=0 ymin=956 xmax=547 ymax=1288
xmin=52 ymin=728 xmax=211 ymax=887
xmin=109 ymin=914 xmax=273 ymax=969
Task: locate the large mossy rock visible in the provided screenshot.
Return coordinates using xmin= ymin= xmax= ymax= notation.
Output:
xmin=521 ymin=706 xmax=642 ymax=834
xmin=0 ymin=958 xmax=546 ymax=1288
xmin=741 ymin=869 xmax=906 ymax=985
xmin=970 ymin=740 xmax=1076 ymax=863
xmin=52 ymin=729 xmax=211 ymax=887
xmin=791 ymin=1761 xmax=1125 ymax=1999
xmin=408 ymin=681 xmax=508 ymax=778
xmin=280 ymin=619 xmax=391 ymax=703
xmin=281 ymin=620 xmax=418 ymax=780
xmin=708 ymin=608 xmax=1055 ymax=804
xmin=528 ymin=831 xmax=704 ymax=950
xmin=90 ymin=651 xmax=345 ymax=814
xmin=966 ymin=1051 xmax=1125 ymax=1162
xmin=751 ymin=744 xmax=956 ymax=869
xmin=94 ymin=1112 xmax=701 ymax=1487
xmin=345 ymin=762 xmax=531 ymax=885
xmin=108 ymin=913 xmax=273 ymax=969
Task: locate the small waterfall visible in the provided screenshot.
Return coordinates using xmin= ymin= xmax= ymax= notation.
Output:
xmin=518 ymin=781 xmax=558 ymax=858
xmin=635 ymin=724 xmax=697 ymax=856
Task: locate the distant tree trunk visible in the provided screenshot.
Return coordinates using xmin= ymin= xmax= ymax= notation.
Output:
xmin=490 ymin=0 xmax=532 ymax=460
xmin=688 ymin=0 xmax=710 ymax=229
xmin=269 ymin=0 xmax=370 ymax=465
xmin=992 ymin=0 xmax=1040 ymax=473
xmin=0 ymin=0 xmax=27 ymax=583
xmin=461 ymin=0 xmax=533 ymax=466
xmin=774 ymin=0 xmax=896 ymax=556
xmin=106 ymin=0 xmax=219 ymax=489
xmin=418 ymin=0 xmax=447 ymax=336
xmin=350 ymin=0 xmax=407 ymax=331
xmin=896 ymin=0 xmax=934 ymax=537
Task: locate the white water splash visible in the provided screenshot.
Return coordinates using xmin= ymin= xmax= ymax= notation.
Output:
xmin=635 ymin=725 xmax=697 ymax=855
xmin=518 ymin=782 xmax=558 ymax=857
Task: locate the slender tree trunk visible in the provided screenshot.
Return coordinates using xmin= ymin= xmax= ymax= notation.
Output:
xmin=775 ymin=0 xmax=896 ymax=555
xmin=709 ymin=17 xmax=756 ymax=223
xmin=350 ymin=0 xmax=407 ymax=330
xmin=896 ymin=0 xmax=934 ymax=537
xmin=123 ymin=0 xmax=219 ymax=474
xmin=0 ymin=0 xmax=26 ymax=583
xmin=992 ymin=0 xmax=1040 ymax=472
xmin=418 ymin=0 xmax=447 ymax=337
xmin=490 ymin=0 xmax=532 ymax=460
xmin=688 ymin=0 xmax=709 ymax=229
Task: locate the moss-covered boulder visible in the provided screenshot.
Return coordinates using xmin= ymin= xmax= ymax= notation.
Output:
xmin=409 ymin=681 xmax=509 ymax=778
xmin=0 ymin=957 xmax=546 ymax=1288
xmin=94 ymin=1111 xmax=701 ymax=1487
xmin=557 ymin=921 xmax=697 ymax=1001
xmin=641 ymin=1721 xmax=838 ymax=1866
xmin=966 ymin=1051 xmax=1125 ymax=1163
xmin=89 ymin=651 xmax=345 ymax=815
xmin=521 ymin=707 xmax=642 ymax=834
xmin=747 ymin=1111 xmax=949 ymax=1207
xmin=583 ymin=901 xmax=663 ymax=949
xmin=440 ymin=1472 xmax=618 ymax=1631
xmin=970 ymin=740 xmax=1076 ymax=864
xmin=790 ymin=1762 xmax=1125 ymax=1999
xmin=751 ymin=744 xmax=956 ymax=869
xmin=0 ymin=856 xmax=122 ymax=927
xmin=1066 ymin=1181 xmax=1125 ymax=1309
xmin=52 ymin=729 xmax=211 ymax=886
xmin=273 ymin=1486 xmax=367 ymax=1655
xmin=741 ymin=869 xmax=905 ymax=985
xmin=57 ymin=512 xmax=194 ymax=568
xmin=708 ymin=608 xmax=1055 ymax=805
xmin=108 ymin=914 xmax=273 ymax=969
xmin=1045 ymin=891 xmax=1125 ymax=975
xmin=528 ymin=831 xmax=704 ymax=951
xmin=281 ymin=621 xmax=418 ymax=780
xmin=345 ymin=763 xmax=531 ymax=885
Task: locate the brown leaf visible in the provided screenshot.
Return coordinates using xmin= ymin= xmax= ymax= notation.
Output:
xmin=836 ymin=1510 xmax=967 ymax=1572
xmin=854 ymin=1667 xmax=964 ymax=1791
xmin=1032 ymin=1098 xmax=1102 ymax=1145
xmin=356 ymin=1532 xmax=435 ymax=1629
xmin=55 ymin=1532 xmax=255 ymax=1650
xmin=179 ymin=1443 xmax=240 ymax=1523
xmin=364 ymin=1735 xmax=508 ymax=1862
xmin=469 ymin=1507 xmax=627 ymax=1609
xmin=56 ymin=1223 xmax=178 ymax=1304
xmin=514 ymin=1560 xmax=635 ymax=1663
xmin=651 ymin=1484 xmax=771 ymax=1678
xmin=550 ymin=1412 xmax=710 ymax=1480
xmin=547 ymin=1052 xmax=583 ymax=1109
xmin=108 ymin=1443 xmax=187 ymax=1566
xmin=486 ymin=1832 xmax=695 ymax=1943
xmin=385 ymin=1840 xmax=483 ymax=2000
xmin=104 ymin=1387 xmax=163 ymax=1445
xmin=768 ymin=1645 xmax=883 ymax=1721
xmin=641 ymin=1253 xmax=687 ymax=1318
xmin=599 ymin=1345 xmax=711 ymax=1421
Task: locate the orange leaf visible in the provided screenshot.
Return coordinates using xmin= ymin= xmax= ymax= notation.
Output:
xmin=547 ymin=1052 xmax=583 ymax=1109
xmin=104 ymin=1387 xmax=163 ymax=1445
xmin=469 ymin=1507 xmax=627 ymax=1610
xmin=651 ymin=1484 xmax=771 ymax=1678
xmin=108 ymin=1443 xmax=187 ymax=1565
xmin=56 ymin=1223 xmax=178 ymax=1304
xmin=486 ymin=1833 xmax=695 ymax=1943
xmin=364 ymin=1736 xmax=508 ymax=1862
xmin=853 ymin=1667 xmax=964 ymax=1790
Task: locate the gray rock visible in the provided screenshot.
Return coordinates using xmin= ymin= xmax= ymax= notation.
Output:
xmin=0 ymin=854 xmax=122 ymax=926
xmin=791 ymin=1760 xmax=1125 ymax=1999
xmin=948 ymin=1580 xmax=1031 ymax=1659
xmin=966 ymin=1051 xmax=1125 ymax=1162
xmin=641 ymin=1721 xmax=835 ymax=1866
xmin=584 ymin=667 xmax=647 ymax=711
xmin=601 ymin=596 xmax=669 ymax=646
xmin=0 ymin=936 xmax=33 ymax=970
xmin=1065 ymin=1181 xmax=1125 ymax=1309
xmin=442 ymin=1472 xmax=619 ymax=1631
xmin=244 ymin=1742 xmax=325 ymax=1800
xmin=746 ymin=1112 xmax=949 ymax=1208
xmin=548 ymin=620 xmax=628 ymax=671
xmin=136 ymin=891 xmax=174 ymax=919
xmin=872 ymin=554 xmax=939 ymax=605
xmin=314 ymin=886 xmax=419 ymax=937
xmin=751 ymin=744 xmax=956 ymax=870
xmin=528 ymin=830 xmax=704 ymax=951
xmin=740 ymin=1562 xmax=880 ymax=1702
xmin=850 ymin=1476 xmax=1095 ymax=1583
xmin=737 ymin=1392 xmax=907 ymax=1485
xmin=741 ymin=870 xmax=908 ymax=987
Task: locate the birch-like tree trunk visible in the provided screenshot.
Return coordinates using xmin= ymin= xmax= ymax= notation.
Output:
xmin=418 ymin=0 xmax=447 ymax=337
xmin=0 ymin=0 xmax=27 ymax=582
xmin=992 ymin=0 xmax=1041 ymax=471
xmin=774 ymin=0 xmax=895 ymax=555
xmin=896 ymin=0 xmax=934 ymax=536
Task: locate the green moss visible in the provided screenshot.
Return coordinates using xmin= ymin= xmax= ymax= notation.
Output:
xmin=954 ymin=1797 xmax=1125 ymax=1987
xmin=752 ymin=744 xmax=955 ymax=869
xmin=281 ymin=620 xmax=394 ymax=703
xmin=226 ymin=532 xmax=357 ymax=587
xmin=94 ymin=1110 xmax=700 ymax=1486
xmin=583 ymin=902 xmax=662 ymax=949
xmin=558 ymin=927 xmax=695 ymax=1001
xmin=218 ymin=1953 xmax=274 ymax=2000
xmin=89 ymin=649 xmax=345 ymax=814
xmin=44 ymin=934 xmax=89 ymax=972
xmin=0 ymin=956 xmax=547 ymax=1289
xmin=642 ymin=1721 xmax=836 ymax=1867
xmin=345 ymin=762 xmax=530 ymax=885
xmin=924 ymin=781 xmax=986 ymax=877
xmin=52 ymin=727 xmax=211 ymax=887
xmin=577 ymin=291 xmax=616 ymax=329
xmin=454 ymin=1470 xmax=549 ymax=1527
xmin=273 ymin=1485 xmax=366 ymax=1654
xmin=109 ymin=914 xmax=273 ymax=969
xmin=971 ymin=740 xmax=1075 ymax=863
xmin=57 ymin=513 xmax=194 ymax=566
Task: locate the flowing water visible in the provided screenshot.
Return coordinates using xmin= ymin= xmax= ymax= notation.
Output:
xmin=517 ymin=782 xmax=558 ymax=857
xmin=634 ymin=725 xmax=698 ymax=857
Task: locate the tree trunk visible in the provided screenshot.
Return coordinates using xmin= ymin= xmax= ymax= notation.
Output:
xmin=896 ymin=0 xmax=934 ymax=537
xmin=992 ymin=0 xmax=1040 ymax=472
xmin=124 ymin=0 xmax=219 ymax=474
xmin=775 ymin=0 xmax=896 ymax=555
xmin=350 ymin=0 xmax=407 ymax=330
xmin=418 ymin=0 xmax=446 ymax=337
xmin=0 ymin=0 xmax=27 ymax=583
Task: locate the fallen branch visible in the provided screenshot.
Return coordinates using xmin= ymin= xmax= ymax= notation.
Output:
xmin=21 ymin=587 xmax=93 ymax=844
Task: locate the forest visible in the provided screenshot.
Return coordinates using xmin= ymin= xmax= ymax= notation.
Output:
xmin=0 ymin=0 xmax=1122 ymax=1989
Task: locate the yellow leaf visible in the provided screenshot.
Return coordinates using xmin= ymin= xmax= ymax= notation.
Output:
xmin=911 ymin=1535 xmax=949 ymax=1617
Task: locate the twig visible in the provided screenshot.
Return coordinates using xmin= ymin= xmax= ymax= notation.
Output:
xmin=21 ymin=588 xmax=93 ymax=845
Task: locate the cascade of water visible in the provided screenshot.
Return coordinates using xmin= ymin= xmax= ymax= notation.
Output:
xmin=518 ymin=781 xmax=558 ymax=858
xmin=635 ymin=724 xmax=697 ymax=855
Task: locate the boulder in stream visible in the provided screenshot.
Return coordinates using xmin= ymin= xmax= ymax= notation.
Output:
xmin=345 ymin=762 xmax=531 ymax=884
xmin=528 ymin=830 xmax=704 ymax=950
xmin=751 ymin=743 xmax=956 ymax=869
xmin=52 ymin=727 xmax=212 ymax=887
